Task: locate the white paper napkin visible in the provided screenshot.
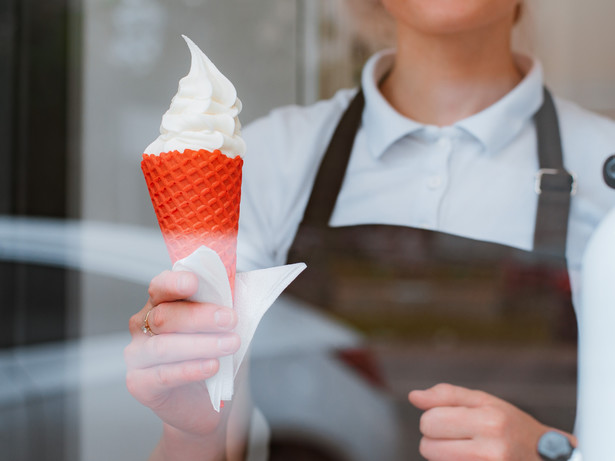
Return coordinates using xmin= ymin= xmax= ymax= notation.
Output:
xmin=173 ymin=246 xmax=306 ymax=412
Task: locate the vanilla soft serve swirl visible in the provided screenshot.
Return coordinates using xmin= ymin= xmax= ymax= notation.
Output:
xmin=144 ymin=35 xmax=246 ymax=158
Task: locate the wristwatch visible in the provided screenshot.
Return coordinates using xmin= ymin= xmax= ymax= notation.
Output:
xmin=537 ymin=431 xmax=575 ymax=461
xmin=604 ymin=154 xmax=615 ymax=189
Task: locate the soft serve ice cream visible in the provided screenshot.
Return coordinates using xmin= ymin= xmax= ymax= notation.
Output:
xmin=144 ymin=35 xmax=246 ymax=158
xmin=141 ymin=35 xmax=245 ymax=294
xmin=139 ymin=37 xmax=307 ymax=412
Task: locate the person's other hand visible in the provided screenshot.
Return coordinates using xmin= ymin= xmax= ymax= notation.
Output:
xmin=124 ymin=270 xmax=240 ymax=438
xmin=409 ymin=383 xmax=577 ymax=461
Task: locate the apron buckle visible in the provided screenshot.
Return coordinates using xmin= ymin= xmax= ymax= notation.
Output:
xmin=535 ymin=168 xmax=577 ymax=196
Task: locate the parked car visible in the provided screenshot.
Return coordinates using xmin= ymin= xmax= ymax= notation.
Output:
xmin=0 ymin=216 xmax=402 ymax=461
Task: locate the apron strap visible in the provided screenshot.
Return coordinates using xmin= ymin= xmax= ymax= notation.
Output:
xmin=301 ymin=90 xmax=365 ymax=226
xmin=533 ymin=88 xmax=575 ymax=259
xmin=298 ymin=87 xmax=572 ymax=259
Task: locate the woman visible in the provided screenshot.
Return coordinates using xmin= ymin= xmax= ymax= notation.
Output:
xmin=125 ymin=1 xmax=615 ymax=459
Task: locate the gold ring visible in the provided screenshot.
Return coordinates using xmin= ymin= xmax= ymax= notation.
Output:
xmin=142 ymin=308 xmax=156 ymax=336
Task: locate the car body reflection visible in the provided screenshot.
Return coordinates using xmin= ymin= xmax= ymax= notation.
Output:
xmin=0 ymin=216 xmax=401 ymax=461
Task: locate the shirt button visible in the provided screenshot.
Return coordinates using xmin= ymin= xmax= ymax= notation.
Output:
xmin=437 ymin=136 xmax=452 ymax=150
xmin=427 ymin=175 xmax=442 ymax=189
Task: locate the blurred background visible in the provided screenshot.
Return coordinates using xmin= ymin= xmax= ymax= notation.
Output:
xmin=1 ymin=0 xmax=615 ymax=460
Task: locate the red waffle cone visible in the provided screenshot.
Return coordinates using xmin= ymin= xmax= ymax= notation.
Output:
xmin=141 ymin=149 xmax=243 ymax=296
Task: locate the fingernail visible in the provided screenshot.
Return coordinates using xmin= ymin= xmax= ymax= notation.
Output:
xmin=218 ymin=336 xmax=239 ymax=354
xmin=215 ymin=310 xmax=234 ymax=329
xmin=177 ymin=274 xmax=192 ymax=293
xmin=201 ymin=360 xmax=215 ymax=375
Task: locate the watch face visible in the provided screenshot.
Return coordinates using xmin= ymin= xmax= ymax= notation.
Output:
xmin=604 ymin=154 xmax=615 ymax=188
xmin=538 ymin=431 xmax=574 ymax=461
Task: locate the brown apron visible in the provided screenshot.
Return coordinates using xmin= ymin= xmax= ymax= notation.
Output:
xmin=285 ymin=88 xmax=578 ymax=447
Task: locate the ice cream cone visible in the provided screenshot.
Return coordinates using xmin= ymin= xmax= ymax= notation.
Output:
xmin=141 ymin=148 xmax=243 ymax=295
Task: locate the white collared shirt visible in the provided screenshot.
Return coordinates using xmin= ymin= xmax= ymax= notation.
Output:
xmin=237 ymin=50 xmax=615 ymax=311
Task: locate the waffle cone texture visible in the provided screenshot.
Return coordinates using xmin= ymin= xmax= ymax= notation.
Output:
xmin=141 ymin=149 xmax=243 ymax=294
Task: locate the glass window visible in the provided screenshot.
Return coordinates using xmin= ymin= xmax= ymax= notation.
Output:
xmin=2 ymin=1 xmax=614 ymax=460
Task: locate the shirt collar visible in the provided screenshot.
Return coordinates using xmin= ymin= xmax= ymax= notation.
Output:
xmin=362 ymin=49 xmax=425 ymax=159
xmin=361 ymin=50 xmax=545 ymax=158
xmin=456 ymin=54 xmax=544 ymax=154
